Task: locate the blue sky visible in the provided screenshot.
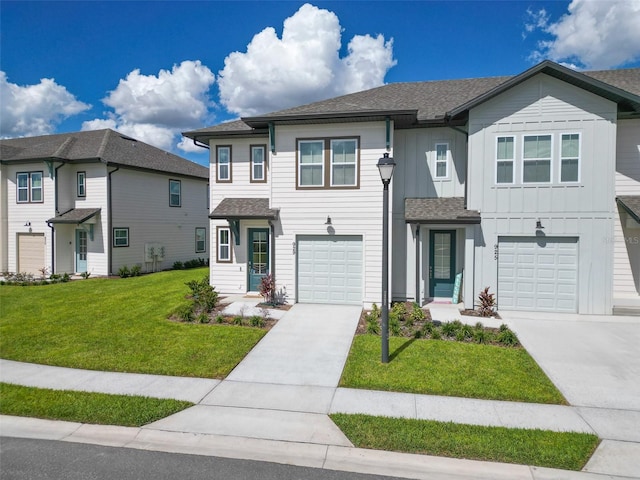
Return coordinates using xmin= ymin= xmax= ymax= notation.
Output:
xmin=2 ymin=0 xmax=639 ymax=165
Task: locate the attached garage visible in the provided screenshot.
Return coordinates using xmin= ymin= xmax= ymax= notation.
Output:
xmin=498 ymin=236 xmax=578 ymax=313
xmin=17 ymin=233 xmax=46 ymax=275
xmin=297 ymin=235 xmax=363 ymax=305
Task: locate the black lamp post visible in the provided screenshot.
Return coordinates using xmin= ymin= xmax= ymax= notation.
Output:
xmin=377 ymin=152 xmax=395 ymax=363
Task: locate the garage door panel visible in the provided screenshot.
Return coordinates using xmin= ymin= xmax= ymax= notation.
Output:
xmin=498 ymin=236 xmax=578 ymax=313
xmin=18 ymin=234 xmax=46 ymax=275
xmin=297 ymin=235 xmax=362 ymax=305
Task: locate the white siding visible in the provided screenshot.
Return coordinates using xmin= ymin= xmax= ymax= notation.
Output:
xmin=111 ymin=169 xmax=209 ymax=273
xmin=614 ymin=119 xmax=640 ymax=297
xmin=0 ymin=164 xmax=8 ymax=271
xmin=467 ymin=73 xmax=618 ymax=314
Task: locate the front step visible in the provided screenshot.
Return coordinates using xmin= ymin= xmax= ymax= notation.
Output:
xmin=613 ymin=306 xmax=640 ymax=316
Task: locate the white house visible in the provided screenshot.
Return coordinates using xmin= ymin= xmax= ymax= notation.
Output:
xmin=0 ymin=129 xmax=209 ymax=277
xmin=183 ymin=61 xmax=640 ymax=315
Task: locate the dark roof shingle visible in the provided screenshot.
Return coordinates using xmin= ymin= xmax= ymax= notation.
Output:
xmin=210 ymin=198 xmax=279 ymax=219
xmin=405 ymin=198 xmax=481 ymax=224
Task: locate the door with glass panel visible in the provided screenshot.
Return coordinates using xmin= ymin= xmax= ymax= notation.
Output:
xmin=429 ymin=230 xmax=456 ymax=298
xmin=76 ymin=229 xmax=88 ymax=273
xmin=248 ymin=228 xmax=269 ymax=291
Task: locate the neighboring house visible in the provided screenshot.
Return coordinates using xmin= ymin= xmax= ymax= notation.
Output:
xmin=183 ymin=61 xmax=640 ymax=315
xmin=0 ymin=129 xmax=209 ymax=277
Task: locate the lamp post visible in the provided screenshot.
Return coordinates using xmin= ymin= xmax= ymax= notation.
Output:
xmin=377 ymin=152 xmax=395 ymax=363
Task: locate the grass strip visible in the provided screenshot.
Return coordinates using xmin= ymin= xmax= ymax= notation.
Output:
xmin=340 ymin=335 xmax=566 ymax=404
xmin=0 ymin=268 xmax=265 ymax=378
xmin=0 ymin=383 xmax=192 ymax=427
xmin=331 ymin=413 xmax=599 ymax=471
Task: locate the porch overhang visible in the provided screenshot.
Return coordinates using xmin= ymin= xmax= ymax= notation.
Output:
xmin=617 ymin=196 xmax=640 ymax=225
xmin=47 ymin=208 xmax=101 ymax=225
xmin=210 ymin=198 xmax=279 ymax=245
xmin=405 ymin=197 xmax=480 ymax=224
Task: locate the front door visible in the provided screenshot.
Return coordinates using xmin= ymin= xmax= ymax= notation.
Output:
xmin=429 ymin=230 xmax=456 ymax=298
xmin=76 ymin=229 xmax=87 ymax=273
xmin=248 ymin=228 xmax=269 ymax=292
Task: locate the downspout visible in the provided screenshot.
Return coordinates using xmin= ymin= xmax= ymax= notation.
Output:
xmin=445 ymin=120 xmax=469 ymax=208
xmin=107 ymin=165 xmax=120 ymax=275
xmin=268 ymin=220 xmax=276 ymax=302
xmin=50 ymin=162 xmax=65 ymax=274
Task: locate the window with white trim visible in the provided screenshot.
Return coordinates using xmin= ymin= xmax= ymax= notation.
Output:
xmin=297 ymin=138 xmax=359 ymax=188
xmin=523 ymin=135 xmax=552 ymax=183
xmin=16 ymin=172 xmax=43 ymax=203
xmin=560 ymin=133 xmax=580 ymax=182
xmin=298 ymin=140 xmax=324 ymax=187
xmin=217 ymin=227 xmax=231 ymax=262
xmin=77 ymin=172 xmax=86 ymax=197
xmin=496 ymin=136 xmax=515 ymax=184
xmin=113 ymin=228 xmax=129 ymax=247
xmin=251 ymin=145 xmax=266 ymax=182
xmin=216 ymin=146 xmax=232 ymax=182
xmin=434 ymin=143 xmax=449 ymax=179
xmin=169 ymin=179 xmax=181 ymax=207
xmin=331 ymin=139 xmax=357 ymax=186
xmin=195 ymin=227 xmax=206 ymax=253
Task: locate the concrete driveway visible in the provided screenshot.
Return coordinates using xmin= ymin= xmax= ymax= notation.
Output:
xmin=501 ymin=311 xmax=640 ymax=411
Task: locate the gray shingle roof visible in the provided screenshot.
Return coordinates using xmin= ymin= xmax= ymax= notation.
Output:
xmin=617 ymin=196 xmax=640 ymax=224
xmin=210 ymin=198 xmax=279 ymax=220
xmin=405 ymin=198 xmax=480 ymax=224
xmin=47 ymin=208 xmax=101 ymax=224
xmin=0 ymin=129 xmax=208 ymax=179
xmin=185 ymin=61 xmax=640 ymax=138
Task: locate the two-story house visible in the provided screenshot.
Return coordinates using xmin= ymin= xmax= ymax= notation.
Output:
xmin=0 ymin=129 xmax=209 ymax=277
xmin=184 ymin=61 xmax=640 ymax=315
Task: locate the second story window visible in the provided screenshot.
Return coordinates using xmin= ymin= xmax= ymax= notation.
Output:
xmin=331 ymin=139 xmax=357 ymax=186
xmin=251 ymin=145 xmax=267 ymax=182
xmin=560 ymin=133 xmax=580 ymax=183
xmin=523 ymin=135 xmax=552 ymax=183
xmin=195 ymin=227 xmax=206 ymax=253
xmin=217 ymin=145 xmax=232 ymax=182
xmin=169 ymin=179 xmax=181 ymax=207
xmin=496 ymin=137 xmax=515 ymax=184
xmin=77 ymin=172 xmax=86 ymax=197
xmin=16 ymin=172 xmax=43 ymax=203
xmin=297 ymin=137 xmax=360 ymax=189
xmin=434 ymin=143 xmax=449 ymax=179
xmin=299 ymin=140 xmax=324 ymax=187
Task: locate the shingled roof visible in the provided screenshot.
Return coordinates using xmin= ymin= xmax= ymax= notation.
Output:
xmin=405 ymin=198 xmax=481 ymax=224
xmin=184 ymin=61 xmax=640 ymax=140
xmin=210 ymin=198 xmax=279 ymax=220
xmin=0 ymin=129 xmax=208 ymax=179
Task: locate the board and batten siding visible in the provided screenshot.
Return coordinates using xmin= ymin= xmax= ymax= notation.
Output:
xmin=391 ymin=128 xmax=468 ymax=301
xmin=0 ymin=164 xmax=8 ymax=271
xmin=467 ymin=73 xmax=618 ymax=314
xmin=614 ymin=119 xmax=640 ymax=297
xmin=110 ymin=169 xmax=209 ymax=274
xmin=5 ymin=163 xmax=56 ymax=274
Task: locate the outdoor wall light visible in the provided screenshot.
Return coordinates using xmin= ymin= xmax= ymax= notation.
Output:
xmin=24 ymin=221 xmax=31 ymax=227
xmin=325 ymin=215 xmax=332 ymax=225
xmin=536 ymin=219 xmax=544 ymax=230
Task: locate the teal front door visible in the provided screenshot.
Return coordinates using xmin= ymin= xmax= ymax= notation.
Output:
xmin=76 ymin=229 xmax=87 ymax=273
xmin=248 ymin=228 xmax=269 ymax=291
xmin=429 ymin=230 xmax=456 ymax=298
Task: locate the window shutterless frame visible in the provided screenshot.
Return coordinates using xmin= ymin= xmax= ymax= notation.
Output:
xmin=16 ymin=171 xmax=43 ymax=203
xmin=434 ymin=142 xmax=449 ymax=179
xmin=113 ymin=228 xmax=129 ymax=247
xmin=296 ymin=137 xmax=360 ymax=189
xmin=169 ymin=179 xmax=181 ymax=207
xmin=216 ymin=226 xmax=232 ymax=262
xmin=250 ymin=144 xmax=267 ymax=183
xmin=195 ymin=227 xmax=207 ymax=253
xmin=522 ymin=134 xmax=552 ymax=184
xmin=495 ymin=136 xmax=515 ymax=184
xmin=559 ymin=133 xmax=581 ymax=183
xmin=330 ymin=138 xmax=358 ymax=187
xmin=216 ymin=145 xmax=232 ymax=183
xmin=77 ymin=171 xmax=86 ymax=197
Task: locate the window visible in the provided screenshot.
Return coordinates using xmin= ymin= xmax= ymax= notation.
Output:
xmin=216 ymin=146 xmax=232 ymax=182
xmin=560 ymin=133 xmax=580 ymax=182
xmin=77 ymin=172 xmax=86 ymax=197
xmin=169 ymin=179 xmax=181 ymax=207
xmin=251 ymin=145 xmax=267 ymax=182
xmin=523 ymin=135 xmax=552 ymax=183
xmin=113 ymin=228 xmax=129 ymax=247
xmin=434 ymin=143 xmax=449 ymax=179
xmin=195 ymin=227 xmax=206 ymax=253
xmin=298 ymin=140 xmax=324 ymax=187
xmin=297 ymin=137 xmax=359 ymax=188
xmin=496 ymin=136 xmax=515 ymax=184
xmin=16 ymin=172 xmax=43 ymax=203
xmin=217 ymin=226 xmax=231 ymax=262
xmin=331 ymin=139 xmax=357 ymax=186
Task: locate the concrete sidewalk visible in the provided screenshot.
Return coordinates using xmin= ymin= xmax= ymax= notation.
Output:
xmin=2 ymin=303 xmax=640 ymax=479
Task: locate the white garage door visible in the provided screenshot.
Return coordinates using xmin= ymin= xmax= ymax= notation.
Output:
xmin=17 ymin=233 xmax=46 ymax=275
xmin=297 ymin=235 xmax=362 ymax=305
xmin=498 ymin=236 xmax=578 ymax=313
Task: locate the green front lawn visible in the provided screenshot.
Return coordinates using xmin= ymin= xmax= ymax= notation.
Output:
xmin=0 ymin=268 xmax=264 ymax=378
xmin=340 ymin=335 xmax=566 ymax=404
xmin=0 ymin=383 xmax=192 ymax=427
xmin=331 ymin=414 xmax=599 ymax=471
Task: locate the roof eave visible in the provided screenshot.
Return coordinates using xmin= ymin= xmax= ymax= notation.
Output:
xmin=242 ymin=109 xmax=419 ymax=128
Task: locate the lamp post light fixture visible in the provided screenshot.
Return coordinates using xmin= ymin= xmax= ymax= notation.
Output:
xmin=377 ymin=152 xmax=396 ymax=363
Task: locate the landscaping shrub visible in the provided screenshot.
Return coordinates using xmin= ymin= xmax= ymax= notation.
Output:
xmin=249 ymin=315 xmax=265 ymax=328
xmin=177 ymin=304 xmax=194 ymax=323
xmin=130 ymin=264 xmax=142 ymax=277
xmin=233 ymin=316 xmax=244 ymax=326
xmin=477 ymin=287 xmax=496 ymax=317
xmin=197 ymin=312 xmax=210 ymax=324
xmin=258 ymin=274 xmax=276 ymax=305
xmin=172 ymin=261 xmax=183 ymax=270
xmin=497 ymin=324 xmax=520 ymax=346
xmin=118 ymin=266 xmax=130 ymax=278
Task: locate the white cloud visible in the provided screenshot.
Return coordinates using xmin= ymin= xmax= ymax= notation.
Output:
xmin=529 ymin=0 xmax=640 ymax=69
xmin=218 ymin=3 xmax=396 ymax=117
xmin=82 ymin=60 xmax=215 ymax=152
xmin=0 ymin=71 xmax=90 ymax=138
